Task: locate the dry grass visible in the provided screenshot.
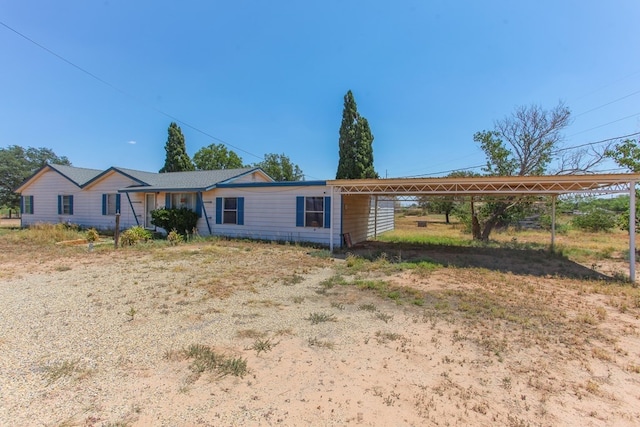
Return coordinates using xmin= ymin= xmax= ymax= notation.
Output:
xmin=2 ymin=217 xmax=640 ymax=425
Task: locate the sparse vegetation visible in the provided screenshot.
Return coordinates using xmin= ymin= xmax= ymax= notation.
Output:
xmin=2 ymin=213 xmax=640 ymax=425
xmin=120 ymin=226 xmax=152 ymax=246
xmin=184 ymin=344 xmax=247 ymax=378
xmin=306 ymin=312 xmax=336 ymax=324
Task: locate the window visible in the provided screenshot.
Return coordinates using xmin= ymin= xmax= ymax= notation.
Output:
xmin=305 ymin=197 xmax=324 ymax=227
xmin=102 ymin=194 xmax=121 ymax=215
xmin=223 ymin=197 xmax=237 ymax=224
xmin=22 ymin=195 xmax=34 ymax=215
xmin=296 ymin=196 xmax=330 ymax=228
xmin=215 ymin=197 xmax=244 ymax=225
xmin=171 ymin=193 xmax=195 ymax=210
xmin=58 ymin=195 xmax=74 ymax=215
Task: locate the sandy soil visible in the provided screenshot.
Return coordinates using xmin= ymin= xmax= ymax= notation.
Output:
xmin=1 ymin=239 xmax=639 ymax=426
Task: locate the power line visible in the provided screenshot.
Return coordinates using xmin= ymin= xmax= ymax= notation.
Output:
xmin=0 ymin=20 xmax=265 ymax=162
xmin=574 ymin=88 xmax=640 ymax=118
xmin=398 ymin=131 xmax=640 ymax=179
xmin=553 ymin=131 xmax=640 ymax=153
xmin=568 ymin=112 xmax=640 ymax=138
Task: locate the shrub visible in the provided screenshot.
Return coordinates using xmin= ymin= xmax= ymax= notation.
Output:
xmin=571 ymin=208 xmax=617 ymax=232
xmin=167 ymin=229 xmax=183 ymax=246
xmin=120 ymin=226 xmax=152 ymax=246
xmin=86 ymin=228 xmax=100 ymax=242
xmin=151 ymin=207 xmax=198 ymax=236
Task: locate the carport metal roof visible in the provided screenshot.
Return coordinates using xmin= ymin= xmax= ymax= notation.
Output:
xmin=328 ymin=173 xmax=640 ymax=196
xmin=327 ymin=173 xmax=640 ymax=282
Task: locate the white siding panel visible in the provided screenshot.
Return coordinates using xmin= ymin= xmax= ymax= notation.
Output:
xmin=20 ymin=169 xmax=79 ymax=227
xmin=20 ymin=169 xmax=144 ymax=230
xmin=341 ymin=195 xmax=371 ymax=245
xmin=198 ymin=186 xmax=342 ymax=247
xmin=367 ymin=198 xmax=395 ymax=238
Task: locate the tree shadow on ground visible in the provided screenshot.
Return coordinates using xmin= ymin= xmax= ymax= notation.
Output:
xmin=343 ymin=241 xmax=613 ymax=281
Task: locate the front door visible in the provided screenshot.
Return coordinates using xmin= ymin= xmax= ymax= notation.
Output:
xmin=145 ymin=193 xmax=156 ymax=228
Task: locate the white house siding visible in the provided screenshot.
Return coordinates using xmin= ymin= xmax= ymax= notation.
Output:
xmin=341 ymin=194 xmax=372 ymax=245
xmin=231 ymin=171 xmax=272 ymax=184
xmin=367 ymin=197 xmax=395 ymax=238
xmin=20 ymin=169 xmax=81 ymax=227
xmin=82 ymin=172 xmax=144 ymax=230
xmin=197 ymin=185 xmax=343 ymax=247
xmin=20 ymin=169 xmax=144 ymax=230
xmin=340 ymin=195 xmax=395 ymax=245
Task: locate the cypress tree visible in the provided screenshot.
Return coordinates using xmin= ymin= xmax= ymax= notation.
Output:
xmin=336 ymin=90 xmax=377 ymax=179
xmin=159 ymin=122 xmax=194 ymax=173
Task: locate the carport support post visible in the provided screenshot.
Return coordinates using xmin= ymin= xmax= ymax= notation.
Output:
xmin=551 ymin=195 xmax=556 ymax=251
xmin=630 ymin=181 xmax=636 ymax=284
xmin=374 ymin=195 xmax=378 ymax=240
xmin=329 ymin=186 xmax=334 ymax=252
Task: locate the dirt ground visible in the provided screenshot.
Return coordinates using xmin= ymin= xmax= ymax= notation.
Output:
xmin=1 ymin=236 xmax=639 ymax=426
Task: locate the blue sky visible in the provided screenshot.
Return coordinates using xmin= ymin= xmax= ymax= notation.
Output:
xmin=2 ymin=1 xmax=640 ymax=180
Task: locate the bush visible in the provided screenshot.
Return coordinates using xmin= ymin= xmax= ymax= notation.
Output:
xmin=167 ymin=229 xmax=183 ymax=246
xmin=120 ymin=226 xmax=152 ymax=246
xmin=571 ymin=208 xmax=617 ymax=232
xmin=151 ymin=207 xmax=198 ymax=236
xmin=86 ymin=228 xmax=100 ymax=242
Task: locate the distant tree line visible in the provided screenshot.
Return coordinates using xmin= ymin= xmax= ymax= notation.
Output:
xmin=159 ymin=122 xmax=304 ymax=181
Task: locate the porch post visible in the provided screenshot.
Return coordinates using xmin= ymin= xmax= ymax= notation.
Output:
xmin=329 ymin=186 xmax=334 ymax=252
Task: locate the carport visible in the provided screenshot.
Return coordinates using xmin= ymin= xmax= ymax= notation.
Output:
xmin=328 ymin=173 xmax=640 ymax=282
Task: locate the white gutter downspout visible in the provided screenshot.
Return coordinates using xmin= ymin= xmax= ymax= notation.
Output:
xmin=630 ymin=181 xmax=636 ymax=284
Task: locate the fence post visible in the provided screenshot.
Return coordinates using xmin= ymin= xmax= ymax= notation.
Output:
xmin=114 ymin=213 xmax=121 ymax=249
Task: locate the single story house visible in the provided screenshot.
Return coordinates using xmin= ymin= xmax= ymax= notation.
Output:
xmin=15 ymin=164 xmax=395 ymax=248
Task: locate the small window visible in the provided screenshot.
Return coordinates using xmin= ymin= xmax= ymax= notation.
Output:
xmin=59 ymin=195 xmax=73 ymax=215
xmin=23 ymin=195 xmax=34 ymax=215
xmin=215 ymin=197 xmax=244 ymax=225
xmin=305 ymin=197 xmax=324 ymax=227
xmin=223 ymin=197 xmax=238 ymax=224
xmin=171 ymin=193 xmax=195 ymax=210
xmin=296 ymin=196 xmax=330 ymax=228
xmin=103 ymin=194 xmax=121 ymax=215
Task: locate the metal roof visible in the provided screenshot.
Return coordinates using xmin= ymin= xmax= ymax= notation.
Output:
xmin=328 ymin=173 xmax=640 ymax=196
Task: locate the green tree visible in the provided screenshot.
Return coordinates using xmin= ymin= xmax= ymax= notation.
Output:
xmin=0 ymin=145 xmax=70 ymax=208
xmin=471 ymin=103 xmax=571 ymax=240
xmin=254 ymin=153 xmax=303 ymax=181
xmin=606 ymin=138 xmax=640 ymax=232
xmin=193 ymin=143 xmax=244 ymax=170
xmin=418 ymin=171 xmax=476 ymax=223
xmin=606 ymin=138 xmax=640 ymax=172
xmin=336 ymin=90 xmax=377 ymax=179
xmin=159 ymin=122 xmax=194 ymax=173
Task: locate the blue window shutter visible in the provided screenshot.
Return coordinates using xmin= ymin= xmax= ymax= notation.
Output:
xmin=20 ymin=196 xmax=24 ymax=214
xmin=102 ymin=194 xmax=107 ymax=215
xmin=116 ymin=194 xmax=121 ymax=213
xmin=69 ymin=196 xmax=74 ymax=215
xmin=195 ymin=193 xmax=203 ymax=218
xmin=237 ymin=197 xmax=244 ymax=225
xmin=165 ymin=193 xmax=171 ymax=208
xmin=324 ymin=196 xmax=331 ymax=228
xmin=215 ymin=197 xmax=222 ymax=224
xmin=58 ymin=195 xmax=62 ymax=215
xmin=296 ymin=196 xmax=304 ymax=227
xmin=29 ymin=196 xmax=34 ymax=214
